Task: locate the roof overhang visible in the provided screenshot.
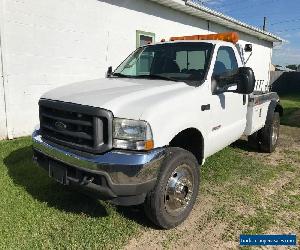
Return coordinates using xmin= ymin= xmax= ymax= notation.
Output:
xmin=148 ymin=0 xmax=282 ymax=43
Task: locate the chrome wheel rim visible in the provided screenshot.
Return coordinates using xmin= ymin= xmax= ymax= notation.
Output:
xmin=164 ymin=164 xmax=194 ymax=216
xmin=272 ymin=120 xmax=279 ymax=145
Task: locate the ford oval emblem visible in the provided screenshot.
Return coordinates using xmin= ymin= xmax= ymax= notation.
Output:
xmin=55 ymin=121 xmax=67 ymax=131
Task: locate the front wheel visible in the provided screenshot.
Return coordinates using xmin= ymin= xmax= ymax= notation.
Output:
xmin=144 ymin=148 xmax=200 ymax=229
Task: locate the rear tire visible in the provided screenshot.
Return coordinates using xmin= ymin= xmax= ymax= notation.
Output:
xmin=248 ymin=131 xmax=260 ymax=150
xmin=260 ymin=112 xmax=280 ymax=153
xmin=247 ymin=112 xmax=280 ymax=153
xmin=144 ymin=148 xmax=200 ymax=229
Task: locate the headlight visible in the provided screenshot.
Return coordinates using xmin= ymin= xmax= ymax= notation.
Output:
xmin=113 ymin=118 xmax=154 ymax=150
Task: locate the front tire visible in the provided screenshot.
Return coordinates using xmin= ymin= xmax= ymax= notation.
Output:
xmin=144 ymin=148 xmax=200 ymax=229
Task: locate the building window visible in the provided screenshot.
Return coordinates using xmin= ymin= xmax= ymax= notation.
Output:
xmin=136 ymin=30 xmax=155 ymax=47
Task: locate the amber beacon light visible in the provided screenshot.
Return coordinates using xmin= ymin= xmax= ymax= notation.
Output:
xmin=169 ymin=32 xmax=240 ymax=44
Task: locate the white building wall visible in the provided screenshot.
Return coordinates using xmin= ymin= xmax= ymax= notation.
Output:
xmin=0 ymin=0 xmax=8 ymax=139
xmin=0 ymin=57 xmax=7 ymax=139
xmin=1 ymin=0 xmax=274 ymax=138
xmin=0 ymin=51 xmax=8 ymax=139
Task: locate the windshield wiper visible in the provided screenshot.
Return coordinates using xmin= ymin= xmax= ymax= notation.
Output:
xmin=136 ymin=74 xmax=180 ymax=82
xmin=112 ymin=73 xmax=132 ymax=78
xmin=112 ymin=73 xmax=185 ymax=83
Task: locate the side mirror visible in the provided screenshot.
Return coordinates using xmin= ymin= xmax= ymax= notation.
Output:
xmin=213 ymin=67 xmax=255 ymax=94
xmin=235 ymin=67 xmax=255 ymax=94
xmin=106 ymin=66 xmax=113 ymax=78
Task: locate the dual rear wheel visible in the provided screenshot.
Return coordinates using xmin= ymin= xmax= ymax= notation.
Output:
xmin=248 ymin=111 xmax=280 ymax=153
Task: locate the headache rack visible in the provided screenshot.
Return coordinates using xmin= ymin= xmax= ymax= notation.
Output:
xmin=39 ymin=99 xmax=113 ymax=154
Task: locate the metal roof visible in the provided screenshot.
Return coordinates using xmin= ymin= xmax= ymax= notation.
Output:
xmin=148 ymin=0 xmax=282 ymax=43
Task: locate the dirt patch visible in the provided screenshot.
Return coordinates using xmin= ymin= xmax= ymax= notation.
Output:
xmin=125 ymin=125 xmax=300 ymax=250
xmin=125 ymin=194 xmax=243 ymax=250
xmin=262 ymin=225 xmax=300 ymax=250
xmin=125 ymin=195 xmax=219 ymax=250
xmin=285 ymin=110 xmax=300 ymax=128
xmin=279 ymin=125 xmax=300 ymax=148
xmin=233 ymin=202 xmax=256 ymax=217
xmin=241 ymin=125 xmax=300 ymax=167
xmin=259 ymin=171 xmax=296 ymax=198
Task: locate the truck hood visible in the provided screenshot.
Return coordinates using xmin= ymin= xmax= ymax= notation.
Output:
xmin=42 ymin=78 xmax=192 ymax=119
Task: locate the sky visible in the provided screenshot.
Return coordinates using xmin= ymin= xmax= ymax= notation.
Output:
xmin=201 ymin=0 xmax=300 ymax=66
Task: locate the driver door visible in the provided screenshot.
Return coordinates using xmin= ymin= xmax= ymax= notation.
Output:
xmin=207 ymin=46 xmax=247 ymax=155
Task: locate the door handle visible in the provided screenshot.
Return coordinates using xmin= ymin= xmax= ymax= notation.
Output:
xmin=201 ymin=104 xmax=210 ymax=111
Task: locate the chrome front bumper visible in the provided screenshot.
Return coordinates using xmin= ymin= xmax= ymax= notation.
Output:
xmin=32 ymin=130 xmax=166 ymax=205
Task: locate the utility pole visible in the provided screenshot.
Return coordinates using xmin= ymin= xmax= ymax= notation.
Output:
xmin=263 ymin=17 xmax=267 ymax=31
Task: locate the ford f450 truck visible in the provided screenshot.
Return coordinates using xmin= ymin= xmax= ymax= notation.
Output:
xmin=32 ymin=32 xmax=283 ymax=229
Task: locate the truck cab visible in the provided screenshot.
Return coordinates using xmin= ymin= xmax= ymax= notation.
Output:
xmin=32 ymin=32 xmax=282 ymax=229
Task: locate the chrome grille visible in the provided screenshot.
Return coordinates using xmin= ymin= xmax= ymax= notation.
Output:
xmin=39 ymin=99 xmax=113 ymax=154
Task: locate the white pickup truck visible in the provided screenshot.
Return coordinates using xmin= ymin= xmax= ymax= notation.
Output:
xmin=32 ymin=32 xmax=283 ymax=229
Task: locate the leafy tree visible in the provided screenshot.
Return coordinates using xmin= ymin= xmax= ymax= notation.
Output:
xmin=286 ymin=64 xmax=298 ymax=71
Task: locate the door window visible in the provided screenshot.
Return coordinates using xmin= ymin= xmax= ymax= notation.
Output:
xmin=213 ymin=46 xmax=238 ymax=76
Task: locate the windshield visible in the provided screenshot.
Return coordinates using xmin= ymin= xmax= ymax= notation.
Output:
xmin=114 ymin=42 xmax=213 ymax=83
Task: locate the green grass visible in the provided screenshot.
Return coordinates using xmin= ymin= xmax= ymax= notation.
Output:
xmin=0 ymin=95 xmax=299 ymax=249
xmin=1 ymin=137 xmax=299 ymax=249
xmin=200 ymin=149 xmax=300 ymax=245
xmin=280 ymin=94 xmax=300 ymax=127
xmin=198 ymin=117 xmax=300 ymax=244
xmin=0 ymin=138 xmax=139 ymax=249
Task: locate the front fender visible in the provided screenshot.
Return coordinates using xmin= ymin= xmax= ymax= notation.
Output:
xmin=138 ymin=83 xmax=211 ymax=149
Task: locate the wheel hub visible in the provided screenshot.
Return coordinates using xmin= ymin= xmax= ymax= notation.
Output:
xmin=272 ymin=120 xmax=279 ymax=145
xmin=164 ymin=164 xmax=194 ymax=216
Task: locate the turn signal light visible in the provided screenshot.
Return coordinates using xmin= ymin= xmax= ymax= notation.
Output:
xmin=144 ymin=140 xmax=154 ymax=150
xmin=169 ymin=32 xmax=239 ymax=44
